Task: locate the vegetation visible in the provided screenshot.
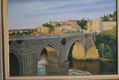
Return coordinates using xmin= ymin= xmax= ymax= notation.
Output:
xmin=9 ymin=29 xmax=37 ymax=36
xmin=64 ymin=30 xmax=80 ymax=34
xmin=102 ymin=15 xmax=110 ymax=21
xmin=77 ymin=20 xmax=87 ymax=30
xmin=42 ymin=23 xmax=61 ymax=33
xmin=42 ymin=23 xmax=54 ymax=33
xmin=100 ymin=58 xmax=112 ymax=62
xmin=54 ymin=23 xmax=61 ymax=27
xmin=101 ymin=11 xmax=116 ymax=21
xmin=10 ymin=31 xmax=31 ymax=36
xmin=95 ymin=32 xmax=116 ymax=60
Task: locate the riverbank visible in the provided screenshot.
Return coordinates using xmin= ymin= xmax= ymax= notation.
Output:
xmin=74 ymin=58 xmax=116 ymax=62
xmin=69 ymin=68 xmax=91 ymax=75
xmin=100 ymin=58 xmax=113 ymax=62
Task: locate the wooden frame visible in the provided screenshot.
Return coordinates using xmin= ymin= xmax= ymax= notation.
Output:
xmin=1 ymin=0 xmax=119 ymax=80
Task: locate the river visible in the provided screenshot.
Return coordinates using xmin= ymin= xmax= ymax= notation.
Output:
xmin=37 ymin=58 xmax=117 ymax=75
xmin=69 ymin=59 xmax=117 ymax=74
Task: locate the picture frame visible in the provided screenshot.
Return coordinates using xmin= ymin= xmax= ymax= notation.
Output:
xmin=1 ymin=0 xmax=119 ymax=80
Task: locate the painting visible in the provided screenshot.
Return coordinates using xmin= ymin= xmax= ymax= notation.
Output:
xmin=1 ymin=0 xmax=118 ymax=79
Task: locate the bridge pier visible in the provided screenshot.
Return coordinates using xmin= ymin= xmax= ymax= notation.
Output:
xmin=22 ymin=54 xmax=38 ymax=76
xmin=46 ymin=47 xmax=69 ymax=75
xmin=58 ymin=61 xmax=69 ymax=75
xmin=46 ymin=61 xmax=69 ymax=75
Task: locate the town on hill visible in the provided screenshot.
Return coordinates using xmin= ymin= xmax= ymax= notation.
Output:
xmin=9 ymin=12 xmax=116 ymax=36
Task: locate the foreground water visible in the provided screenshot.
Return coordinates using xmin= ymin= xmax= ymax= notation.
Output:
xmin=70 ymin=59 xmax=117 ymax=74
xmin=38 ymin=59 xmax=117 ymax=75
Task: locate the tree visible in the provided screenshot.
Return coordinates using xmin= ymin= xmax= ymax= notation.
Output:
xmin=98 ymin=43 xmax=105 ymax=57
xmin=98 ymin=43 xmax=113 ymax=59
xmin=42 ymin=23 xmax=52 ymax=27
xmin=42 ymin=23 xmax=54 ymax=33
xmin=77 ymin=20 xmax=87 ymax=30
xmin=109 ymin=14 xmax=113 ymax=17
xmin=105 ymin=44 xmax=113 ymax=59
xmin=34 ymin=29 xmax=37 ymax=32
xmin=55 ymin=23 xmax=61 ymax=27
xmin=102 ymin=15 xmax=110 ymax=21
xmin=95 ymin=32 xmax=116 ymax=60
xmin=101 ymin=11 xmax=116 ymax=21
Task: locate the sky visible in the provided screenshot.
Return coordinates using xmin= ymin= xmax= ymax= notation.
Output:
xmin=8 ymin=0 xmax=116 ymax=29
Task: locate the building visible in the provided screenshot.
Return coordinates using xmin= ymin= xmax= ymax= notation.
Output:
xmin=36 ymin=27 xmax=49 ymax=34
xmin=87 ymin=18 xmax=116 ymax=33
xmin=50 ymin=21 xmax=58 ymax=26
xmin=50 ymin=20 xmax=82 ymax=31
xmin=87 ymin=18 xmax=103 ymax=33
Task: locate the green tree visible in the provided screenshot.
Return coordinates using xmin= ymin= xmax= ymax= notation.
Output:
xmin=42 ymin=23 xmax=52 ymax=27
xmin=17 ymin=32 xmax=23 ymax=36
xmin=77 ymin=30 xmax=80 ymax=32
xmin=42 ymin=23 xmax=54 ymax=33
xmin=34 ymin=29 xmax=37 ymax=32
xmin=10 ymin=32 xmax=15 ymax=36
xmin=109 ymin=14 xmax=113 ymax=17
xmin=102 ymin=15 xmax=110 ymax=21
xmin=95 ymin=32 xmax=116 ymax=60
xmin=105 ymin=44 xmax=113 ymax=59
xmin=101 ymin=11 xmax=116 ymax=21
xmin=77 ymin=20 xmax=87 ymax=30
xmin=98 ymin=43 xmax=105 ymax=57
xmin=113 ymin=11 xmax=116 ymax=21
xmin=55 ymin=23 xmax=61 ymax=27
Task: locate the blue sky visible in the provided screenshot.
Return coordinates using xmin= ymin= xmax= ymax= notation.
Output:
xmin=8 ymin=0 xmax=116 ymax=29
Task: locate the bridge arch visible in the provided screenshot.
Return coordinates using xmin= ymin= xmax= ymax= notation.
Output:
xmin=37 ymin=43 xmax=60 ymax=75
xmin=37 ymin=42 xmax=60 ymax=60
xmin=9 ymin=49 xmax=23 ymax=76
xmin=40 ymin=45 xmax=58 ymax=63
xmin=85 ymin=40 xmax=99 ymax=59
xmin=65 ymin=39 xmax=85 ymax=61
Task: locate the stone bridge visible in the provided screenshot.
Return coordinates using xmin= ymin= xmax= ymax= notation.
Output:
xmin=9 ymin=33 xmax=99 ymax=76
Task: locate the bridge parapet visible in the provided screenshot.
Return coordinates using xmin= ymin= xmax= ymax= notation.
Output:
xmin=9 ymin=33 xmax=96 ymax=41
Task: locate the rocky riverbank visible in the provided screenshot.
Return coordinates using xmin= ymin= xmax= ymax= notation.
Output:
xmin=69 ymin=68 xmax=91 ymax=75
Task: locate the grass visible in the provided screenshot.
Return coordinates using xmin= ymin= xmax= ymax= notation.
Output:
xmin=100 ymin=58 xmax=112 ymax=62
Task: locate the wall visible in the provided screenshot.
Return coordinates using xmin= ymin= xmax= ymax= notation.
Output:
xmin=87 ymin=18 xmax=102 ymax=33
xmin=36 ymin=27 xmax=68 ymax=34
xmin=103 ymin=22 xmax=116 ymax=31
xmin=87 ymin=18 xmax=116 ymax=33
xmin=36 ymin=27 xmax=49 ymax=34
xmin=51 ymin=27 xmax=63 ymax=34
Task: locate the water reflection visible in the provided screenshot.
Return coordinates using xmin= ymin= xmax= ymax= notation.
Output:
xmin=72 ymin=59 xmax=100 ymax=74
xmin=70 ymin=58 xmax=117 ymax=74
xmin=37 ymin=59 xmax=47 ymax=75
xmin=38 ymin=46 xmax=117 ymax=75
xmin=100 ymin=61 xmax=117 ymax=74
xmin=37 ymin=58 xmax=117 ymax=75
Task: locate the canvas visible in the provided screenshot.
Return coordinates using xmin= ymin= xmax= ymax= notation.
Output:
xmin=1 ymin=0 xmax=119 ymax=80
